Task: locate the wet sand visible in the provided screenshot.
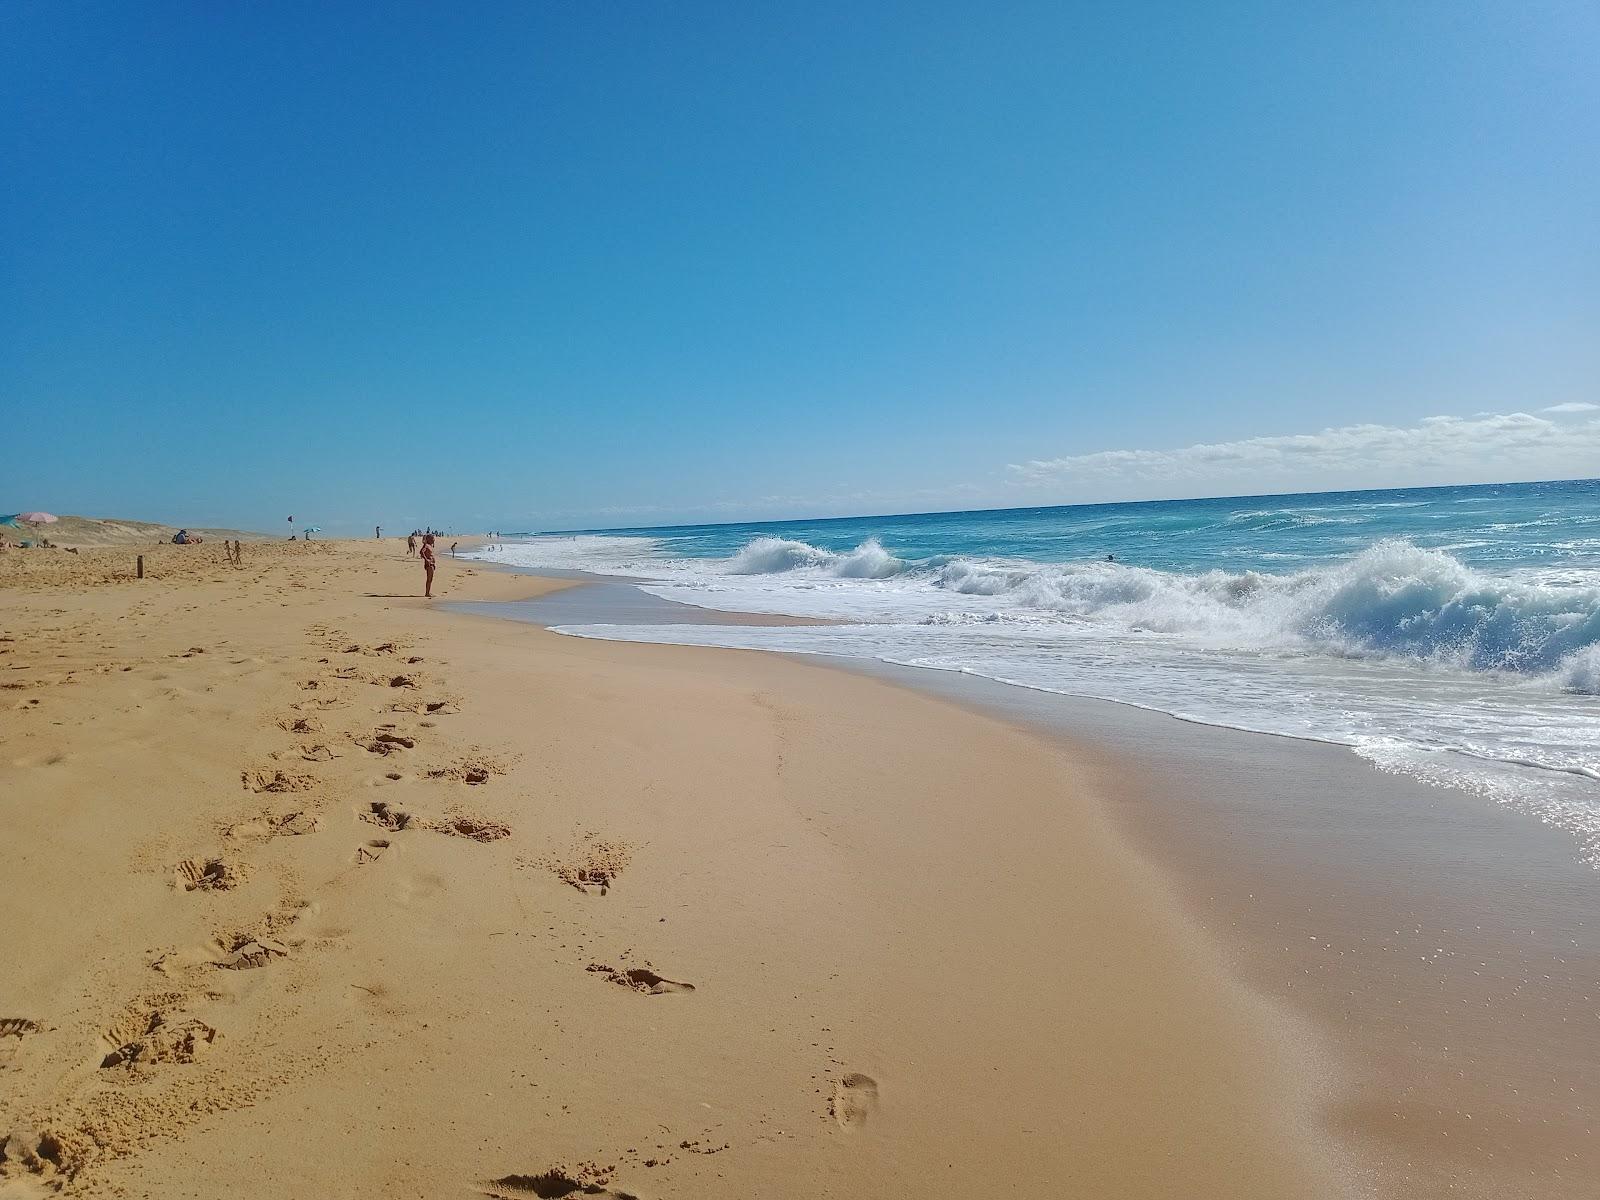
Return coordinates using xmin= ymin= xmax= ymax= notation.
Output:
xmin=474 ymin=573 xmax=1600 ymax=1200
xmin=855 ymin=661 xmax=1600 ymax=1200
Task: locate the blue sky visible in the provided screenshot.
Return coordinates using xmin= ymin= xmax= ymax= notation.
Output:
xmin=3 ymin=2 xmax=1596 ymax=533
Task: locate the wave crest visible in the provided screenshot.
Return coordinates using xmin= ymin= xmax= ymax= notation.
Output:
xmin=933 ymin=540 xmax=1600 ymax=678
xmin=725 ymin=537 xmax=833 ymax=574
xmin=726 ymin=536 xmax=907 ymax=579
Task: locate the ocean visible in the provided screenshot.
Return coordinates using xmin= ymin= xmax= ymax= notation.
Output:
xmin=469 ymin=479 xmax=1600 ymax=861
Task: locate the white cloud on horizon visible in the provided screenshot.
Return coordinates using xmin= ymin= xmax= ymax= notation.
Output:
xmin=1008 ymin=410 xmax=1600 ymax=497
xmin=1541 ymin=402 xmax=1599 ymax=413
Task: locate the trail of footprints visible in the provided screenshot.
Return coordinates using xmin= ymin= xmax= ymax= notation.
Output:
xmin=9 ymin=615 xmax=878 ymax=1191
xmin=2 ymin=622 xmax=522 ymax=1187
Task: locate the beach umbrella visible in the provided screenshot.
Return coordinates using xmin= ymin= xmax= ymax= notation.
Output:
xmin=303 ymin=526 xmax=321 ymax=533
xmin=19 ymin=512 xmax=58 ymax=523
xmin=0 ymin=515 xmax=19 ymax=527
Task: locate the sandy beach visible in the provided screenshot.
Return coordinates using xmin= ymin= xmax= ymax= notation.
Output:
xmin=1 ymin=537 xmax=1354 ymax=1198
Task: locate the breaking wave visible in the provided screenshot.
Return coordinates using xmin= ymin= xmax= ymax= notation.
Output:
xmin=711 ymin=536 xmax=1600 ymax=689
xmin=726 ymin=536 xmax=908 ymax=578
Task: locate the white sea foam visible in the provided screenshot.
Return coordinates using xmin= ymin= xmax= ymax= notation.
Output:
xmin=479 ymin=535 xmax=1600 ymax=686
xmin=1560 ymin=644 xmax=1600 ymax=695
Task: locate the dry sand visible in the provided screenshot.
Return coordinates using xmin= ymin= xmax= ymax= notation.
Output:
xmin=1 ymin=538 xmax=1352 ymax=1198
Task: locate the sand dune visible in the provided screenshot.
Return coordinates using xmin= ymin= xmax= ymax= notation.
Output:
xmin=5 ymin=514 xmax=271 ymax=548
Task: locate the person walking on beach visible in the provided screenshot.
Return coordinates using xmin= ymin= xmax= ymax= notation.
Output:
xmin=406 ymin=532 xmax=417 ymax=557
xmin=420 ymin=533 xmax=436 ymax=598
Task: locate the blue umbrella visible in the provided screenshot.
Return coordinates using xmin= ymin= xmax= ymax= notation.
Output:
xmin=0 ymin=515 xmax=19 ymax=527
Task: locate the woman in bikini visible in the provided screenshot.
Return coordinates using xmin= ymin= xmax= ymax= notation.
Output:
xmin=419 ymin=533 xmax=437 ymax=598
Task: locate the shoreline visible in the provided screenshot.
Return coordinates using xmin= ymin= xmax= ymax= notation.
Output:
xmin=465 ymin=566 xmax=1600 ymax=1200
xmin=2 ymin=539 xmax=1582 ymax=1197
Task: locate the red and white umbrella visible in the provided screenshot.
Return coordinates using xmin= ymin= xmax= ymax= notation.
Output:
xmin=18 ymin=512 xmax=57 ymax=524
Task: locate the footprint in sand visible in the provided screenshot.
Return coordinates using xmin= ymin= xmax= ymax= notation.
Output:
xmin=388 ymin=697 xmax=459 ymax=715
xmin=359 ymin=730 xmax=416 ymax=755
xmin=434 ymin=814 xmax=511 ymax=842
xmin=212 ymin=935 xmax=289 ymax=971
xmin=100 ymin=1008 xmax=218 ymax=1068
xmin=536 ymin=836 xmax=633 ymax=896
xmin=586 ymin=963 xmax=694 ymax=995
xmin=0 ymin=1130 xmax=78 ymax=1179
xmin=828 ymin=1073 xmax=879 ymax=1128
xmin=424 ymin=759 xmax=498 ymax=785
xmin=173 ymin=857 xmax=246 ymax=892
xmin=360 ymin=801 xmax=508 ymax=842
xmin=362 ymin=800 xmax=414 ymax=831
xmin=243 ymin=768 xmax=315 ymax=794
xmin=1 ymin=1018 xmax=45 ymax=1064
xmin=480 ymin=1167 xmax=639 ymax=1199
xmin=342 ymin=641 xmax=398 ymax=657
xmin=224 ymin=809 xmax=320 ymax=842
xmin=292 ymin=696 xmax=347 ymax=711
xmin=355 ymin=839 xmax=390 ymax=865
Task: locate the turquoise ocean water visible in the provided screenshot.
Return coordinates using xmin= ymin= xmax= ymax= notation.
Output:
xmin=473 ymin=479 xmax=1600 ymax=860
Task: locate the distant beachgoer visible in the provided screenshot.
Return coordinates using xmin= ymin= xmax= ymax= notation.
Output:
xmin=450 ymin=541 xmax=458 ymax=558
xmin=407 ymin=533 xmax=417 ymax=556
xmin=173 ymin=529 xmax=190 ymax=544
xmin=375 ymin=525 xmax=381 ymax=539
xmin=420 ymin=534 xmax=436 ymax=598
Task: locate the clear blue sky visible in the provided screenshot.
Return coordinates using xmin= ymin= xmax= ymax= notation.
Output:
xmin=3 ymin=2 xmax=1596 ymax=533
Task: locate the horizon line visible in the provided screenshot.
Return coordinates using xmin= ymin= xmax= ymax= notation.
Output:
xmin=524 ymin=473 xmax=1599 ymax=539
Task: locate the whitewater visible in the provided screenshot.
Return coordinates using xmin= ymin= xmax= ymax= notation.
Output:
xmin=469 ymin=480 xmax=1600 ymax=861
